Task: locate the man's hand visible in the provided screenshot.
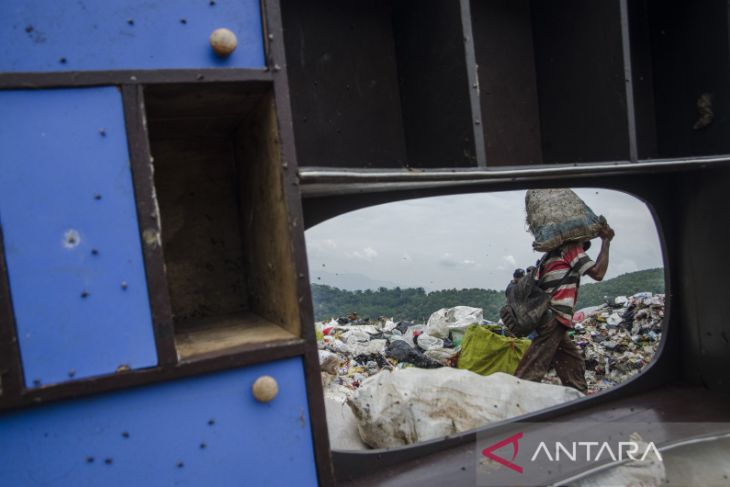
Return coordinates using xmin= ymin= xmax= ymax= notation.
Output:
xmin=586 ymin=226 xmax=612 ymax=281
xmin=599 ymin=225 xmax=615 ymax=242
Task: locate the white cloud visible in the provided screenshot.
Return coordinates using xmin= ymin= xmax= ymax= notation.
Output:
xmin=503 ymin=255 xmax=517 ymax=266
xmin=348 ymin=246 xmax=378 ymax=261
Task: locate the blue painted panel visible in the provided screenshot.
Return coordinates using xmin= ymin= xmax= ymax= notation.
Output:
xmin=0 ymin=0 xmax=265 ymax=72
xmin=0 ymin=358 xmax=318 ymax=487
xmin=0 ymin=87 xmax=157 ymax=387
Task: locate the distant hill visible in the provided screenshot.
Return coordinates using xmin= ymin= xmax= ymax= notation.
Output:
xmin=576 ymin=267 xmax=665 ymax=310
xmin=310 ymin=268 xmax=665 ymax=323
xmin=309 ymin=270 xmax=398 ymax=291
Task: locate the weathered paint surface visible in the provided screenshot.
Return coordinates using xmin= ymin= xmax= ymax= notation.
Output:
xmin=0 ymin=0 xmax=265 ymax=72
xmin=0 ymin=87 xmax=158 ymax=387
xmin=0 ymin=357 xmax=318 ymax=486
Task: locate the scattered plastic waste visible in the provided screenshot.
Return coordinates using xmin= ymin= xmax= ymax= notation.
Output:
xmin=548 ymin=292 xmax=664 ymax=393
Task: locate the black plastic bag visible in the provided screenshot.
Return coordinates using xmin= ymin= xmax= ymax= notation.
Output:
xmin=385 ymin=340 xmax=441 ymax=369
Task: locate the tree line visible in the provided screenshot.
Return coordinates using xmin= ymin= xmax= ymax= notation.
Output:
xmin=311 ymin=268 xmax=665 ymax=323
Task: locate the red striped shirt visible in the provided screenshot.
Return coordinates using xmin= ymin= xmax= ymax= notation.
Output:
xmin=536 ymin=242 xmax=595 ymax=328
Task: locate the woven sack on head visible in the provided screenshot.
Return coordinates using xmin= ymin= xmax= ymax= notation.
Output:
xmin=526 ymin=189 xmax=606 ymax=252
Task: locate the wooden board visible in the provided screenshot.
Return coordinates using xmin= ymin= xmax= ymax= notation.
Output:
xmin=175 ymin=311 xmax=297 ymax=360
xmin=149 ymin=135 xmax=248 ymax=324
xmin=236 ymin=94 xmax=301 ymax=337
xmin=471 ymin=0 xmax=543 ymax=165
xmin=531 ymin=0 xmax=630 ymax=163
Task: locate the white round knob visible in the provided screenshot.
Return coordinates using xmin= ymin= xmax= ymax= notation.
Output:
xmin=252 ymin=376 xmax=278 ymax=403
xmin=210 ymin=28 xmax=238 ymax=57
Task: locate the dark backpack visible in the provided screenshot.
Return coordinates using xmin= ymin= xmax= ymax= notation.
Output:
xmin=500 ymin=253 xmax=576 ymax=337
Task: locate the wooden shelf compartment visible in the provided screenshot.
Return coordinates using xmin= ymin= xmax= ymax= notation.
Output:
xmin=470 ymin=0 xmax=633 ymax=166
xmin=281 ymin=0 xmax=478 ymax=169
xmin=144 ymin=82 xmax=302 ymax=360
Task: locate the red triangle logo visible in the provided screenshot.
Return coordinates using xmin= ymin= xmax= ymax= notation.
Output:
xmin=481 ymin=432 xmax=524 ymax=474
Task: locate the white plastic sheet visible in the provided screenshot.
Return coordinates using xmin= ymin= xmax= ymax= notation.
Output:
xmin=426 ymin=306 xmax=483 ymax=339
xmin=348 ymin=368 xmax=583 ymax=448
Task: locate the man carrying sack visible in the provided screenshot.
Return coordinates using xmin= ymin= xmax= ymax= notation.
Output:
xmin=514 ymin=227 xmax=613 ymax=393
xmin=505 ymin=188 xmax=615 ymax=393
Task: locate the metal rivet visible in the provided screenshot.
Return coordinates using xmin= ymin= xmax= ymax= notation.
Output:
xmin=81 ymin=291 xmax=90 ymax=299
xmin=252 ymin=376 xmax=279 ymax=403
xmin=196 ymin=74 xmax=205 ymax=81
xmin=475 ymin=119 xmax=481 ymax=125
xmin=142 ymin=229 xmax=159 ymax=247
xmin=268 ymin=33 xmax=274 ymax=41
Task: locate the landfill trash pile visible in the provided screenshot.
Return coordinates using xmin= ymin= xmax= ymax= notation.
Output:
xmin=542 ymin=292 xmax=665 ymax=393
xmin=318 ymin=296 xmax=663 ymax=448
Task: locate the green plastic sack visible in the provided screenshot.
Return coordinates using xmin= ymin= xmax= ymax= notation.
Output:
xmin=457 ymin=325 xmax=531 ymax=376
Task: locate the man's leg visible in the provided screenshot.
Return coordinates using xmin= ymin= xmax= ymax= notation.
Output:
xmin=551 ymin=333 xmax=588 ymax=393
xmin=515 ymin=318 xmax=564 ymax=382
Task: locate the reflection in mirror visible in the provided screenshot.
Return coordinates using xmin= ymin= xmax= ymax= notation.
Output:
xmin=305 ymin=189 xmax=664 ymax=450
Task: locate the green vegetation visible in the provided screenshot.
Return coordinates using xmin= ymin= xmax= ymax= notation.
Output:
xmin=575 ymin=267 xmax=665 ymax=310
xmin=311 ymin=285 xmax=505 ymax=323
xmin=311 ymin=268 xmax=665 ymax=323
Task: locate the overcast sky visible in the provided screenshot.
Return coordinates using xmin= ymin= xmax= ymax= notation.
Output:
xmin=305 ymin=188 xmax=664 ymax=291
